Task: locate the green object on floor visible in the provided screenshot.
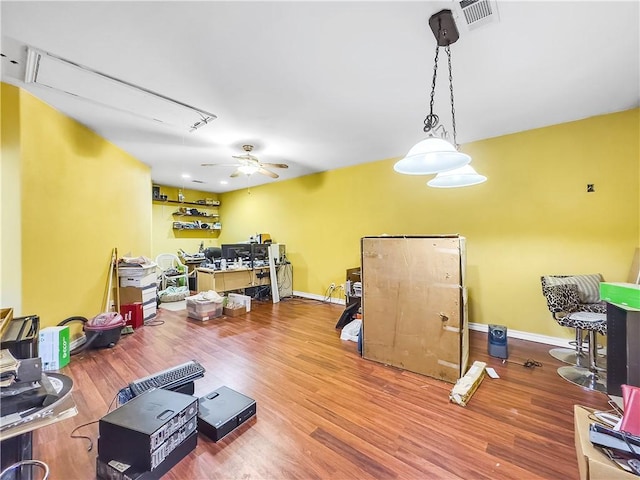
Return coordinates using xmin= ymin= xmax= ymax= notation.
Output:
xmin=121 ymin=325 xmax=135 ymax=335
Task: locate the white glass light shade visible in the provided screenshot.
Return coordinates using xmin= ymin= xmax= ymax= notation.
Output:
xmin=238 ymin=165 xmax=259 ymax=175
xmin=394 ymin=137 xmax=471 ymax=175
xmin=427 ymin=164 xmax=487 ymax=188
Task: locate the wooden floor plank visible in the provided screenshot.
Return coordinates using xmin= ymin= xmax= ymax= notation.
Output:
xmin=27 ymin=297 xmax=610 ymax=479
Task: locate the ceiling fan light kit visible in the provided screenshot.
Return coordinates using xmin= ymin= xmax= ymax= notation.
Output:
xmin=202 ymin=144 xmax=289 ymax=180
xmin=395 ymin=9 xmax=487 ymax=187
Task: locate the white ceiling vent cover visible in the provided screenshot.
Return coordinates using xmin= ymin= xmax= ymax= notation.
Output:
xmin=454 ymin=0 xmax=500 ymax=31
xmin=24 ymin=47 xmax=216 ymax=131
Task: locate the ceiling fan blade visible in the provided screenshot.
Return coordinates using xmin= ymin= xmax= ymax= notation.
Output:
xmin=230 ymin=169 xmax=243 ymax=178
xmin=260 ymin=163 xmax=289 ymax=169
xmin=232 ymin=154 xmax=259 ymax=162
xmin=258 ymin=167 xmax=279 ymax=179
xmin=201 ymin=163 xmax=238 ymax=167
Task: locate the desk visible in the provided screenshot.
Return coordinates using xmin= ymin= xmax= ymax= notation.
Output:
xmin=196 ymin=267 xmax=270 ymax=293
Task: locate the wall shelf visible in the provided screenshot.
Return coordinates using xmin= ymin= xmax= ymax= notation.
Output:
xmin=172 ymin=212 xmax=219 ymax=218
xmin=153 ymin=193 xmax=221 ymax=236
xmin=153 ymin=199 xmax=220 ymax=207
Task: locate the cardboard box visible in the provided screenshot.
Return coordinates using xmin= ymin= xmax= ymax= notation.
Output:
xmin=120 ymin=284 xmax=157 ymax=305
xmin=600 ymin=282 xmax=640 ymax=309
xmin=223 ymin=305 xmax=246 ymax=317
xmin=228 ymin=293 xmax=251 ymax=312
xmin=118 ymin=264 xmax=156 ymax=277
xmin=0 ymin=307 xmax=13 ymax=332
xmin=39 ymin=326 xmax=70 ymax=371
xmin=361 ymin=235 xmax=467 ymax=384
xmin=574 ymin=405 xmax=636 ymax=480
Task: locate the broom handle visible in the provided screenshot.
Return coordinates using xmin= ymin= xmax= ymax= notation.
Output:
xmin=105 ymin=248 xmax=116 ymax=312
xmin=115 ymin=248 xmax=120 ymax=313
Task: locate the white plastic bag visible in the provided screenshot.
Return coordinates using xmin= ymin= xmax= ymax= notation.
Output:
xmin=340 ymin=319 xmax=362 ymax=342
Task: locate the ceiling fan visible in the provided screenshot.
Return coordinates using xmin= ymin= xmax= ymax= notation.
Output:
xmin=201 ymin=145 xmax=289 ymax=179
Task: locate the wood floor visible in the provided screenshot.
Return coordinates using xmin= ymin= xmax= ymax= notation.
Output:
xmin=32 ymin=298 xmax=610 ymax=479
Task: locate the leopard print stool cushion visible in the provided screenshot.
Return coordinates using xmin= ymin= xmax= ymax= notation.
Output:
xmin=566 ymin=312 xmax=607 ymax=334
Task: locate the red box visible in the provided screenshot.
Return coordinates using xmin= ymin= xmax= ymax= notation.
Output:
xmin=120 ymin=303 xmax=144 ymax=329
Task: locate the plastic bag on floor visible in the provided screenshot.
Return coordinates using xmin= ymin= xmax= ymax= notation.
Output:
xmin=340 ymin=319 xmax=362 ymax=342
xmin=159 ymin=285 xmax=189 ymax=303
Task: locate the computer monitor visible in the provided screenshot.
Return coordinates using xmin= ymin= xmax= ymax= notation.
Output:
xmin=251 ymin=244 xmax=269 ymax=262
xmin=221 ymin=244 xmax=252 ymax=263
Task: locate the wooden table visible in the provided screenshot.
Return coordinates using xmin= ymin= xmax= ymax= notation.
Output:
xmin=196 ymin=267 xmax=270 ymax=293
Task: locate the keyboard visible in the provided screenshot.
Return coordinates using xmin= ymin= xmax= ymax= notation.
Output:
xmin=129 ymin=360 xmax=205 ymax=397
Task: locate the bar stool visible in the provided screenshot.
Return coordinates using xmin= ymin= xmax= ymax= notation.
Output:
xmin=556 ymin=312 xmax=607 ymax=392
xmin=541 ymin=275 xmax=606 ymax=369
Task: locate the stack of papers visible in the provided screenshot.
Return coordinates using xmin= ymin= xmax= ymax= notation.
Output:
xmin=0 ymin=349 xmax=19 ymax=387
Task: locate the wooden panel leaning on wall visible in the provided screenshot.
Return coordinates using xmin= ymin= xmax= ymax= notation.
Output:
xmin=33 ymin=298 xmax=609 ymax=479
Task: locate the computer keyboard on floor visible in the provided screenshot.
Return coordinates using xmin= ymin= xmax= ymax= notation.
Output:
xmin=129 ymin=360 xmax=205 ymax=396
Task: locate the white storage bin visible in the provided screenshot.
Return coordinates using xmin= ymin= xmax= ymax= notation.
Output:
xmin=120 ymin=272 xmax=157 ymax=288
xmin=142 ymin=298 xmax=157 ymax=321
xmin=228 ymin=293 xmax=251 ymax=312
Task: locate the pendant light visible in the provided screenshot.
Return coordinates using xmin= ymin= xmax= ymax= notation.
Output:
xmin=427 ymin=164 xmax=487 ymax=188
xmin=394 ymin=9 xmax=486 ymax=187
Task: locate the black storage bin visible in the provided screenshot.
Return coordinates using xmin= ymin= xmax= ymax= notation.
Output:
xmin=1 ymin=315 xmax=39 ymax=359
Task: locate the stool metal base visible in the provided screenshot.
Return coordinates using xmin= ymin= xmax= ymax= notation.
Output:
xmin=549 ymin=347 xmax=587 ymax=366
xmin=549 ymin=348 xmax=606 ymax=368
xmin=557 ymin=366 xmax=607 ymax=392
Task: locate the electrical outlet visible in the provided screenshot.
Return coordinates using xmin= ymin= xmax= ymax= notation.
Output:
xmin=329 ymin=282 xmax=336 ymax=289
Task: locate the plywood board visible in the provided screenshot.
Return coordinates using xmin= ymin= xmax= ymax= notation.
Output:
xmin=361 ymin=236 xmax=465 ymax=383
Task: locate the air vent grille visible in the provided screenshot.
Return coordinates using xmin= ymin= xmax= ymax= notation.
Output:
xmin=456 ymin=0 xmax=499 ymax=30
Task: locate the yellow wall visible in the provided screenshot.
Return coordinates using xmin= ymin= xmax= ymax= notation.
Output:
xmin=2 ymin=83 xmax=153 ymax=328
xmin=1 ymin=84 xmax=23 ymax=311
xmin=220 ymin=109 xmax=639 ymax=338
xmin=151 ymin=185 xmax=220 ymax=259
xmin=4 ymin=80 xmax=637 ymax=340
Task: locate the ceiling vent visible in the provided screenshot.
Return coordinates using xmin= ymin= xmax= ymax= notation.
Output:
xmin=24 ymin=47 xmax=216 ymax=131
xmin=453 ymin=0 xmax=500 ymax=31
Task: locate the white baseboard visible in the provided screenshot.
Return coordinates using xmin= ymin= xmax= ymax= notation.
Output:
xmin=469 ymin=322 xmax=571 ymax=348
xmin=292 ymin=290 xmax=346 ymax=305
xmin=292 ymin=291 xmax=570 ymax=347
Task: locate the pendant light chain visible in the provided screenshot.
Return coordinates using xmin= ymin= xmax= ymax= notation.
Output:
xmin=446 ymin=45 xmax=458 ymax=149
xmin=424 ymin=44 xmax=440 ymax=133
xmin=395 ymin=9 xmax=483 ymax=185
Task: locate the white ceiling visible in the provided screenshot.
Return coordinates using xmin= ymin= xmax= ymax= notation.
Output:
xmin=2 ymin=1 xmax=639 ymax=193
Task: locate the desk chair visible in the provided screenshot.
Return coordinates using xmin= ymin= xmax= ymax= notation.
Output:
xmin=155 ymin=253 xmax=189 ymax=291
